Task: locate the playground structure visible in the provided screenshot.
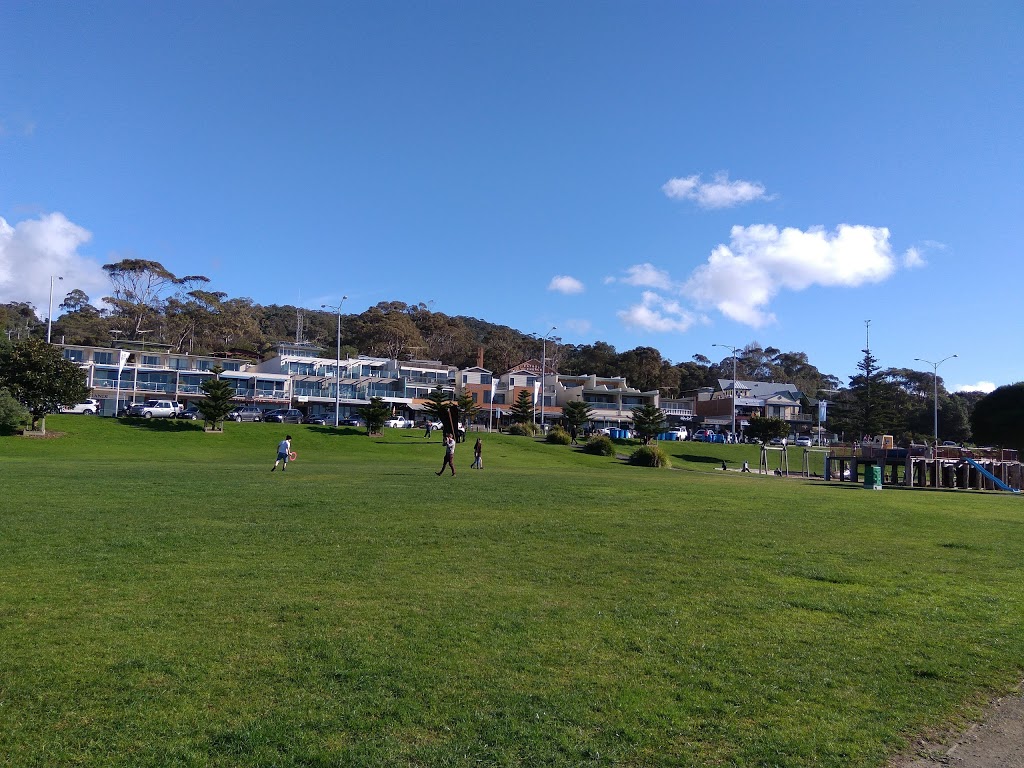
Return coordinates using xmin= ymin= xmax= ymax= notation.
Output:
xmin=825 ymin=444 xmax=1022 ymax=493
xmin=759 ymin=444 xmax=790 ymax=476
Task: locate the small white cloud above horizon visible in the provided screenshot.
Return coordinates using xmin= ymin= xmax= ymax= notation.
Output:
xmin=955 ymin=381 xmax=996 ymax=394
xmin=564 ymin=318 xmax=592 ymax=335
xmin=903 ymin=246 xmax=926 ymax=269
xmin=662 ymin=172 xmax=772 ymax=209
xmin=548 ymin=275 xmax=584 ymax=294
xmin=617 ymin=291 xmax=695 ymax=333
xmin=613 ymin=263 xmax=675 ymax=290
xmin=0 ymin=212 xmax=110 ymax=318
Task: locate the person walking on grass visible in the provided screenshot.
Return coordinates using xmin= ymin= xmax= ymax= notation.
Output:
xmin=471 ymin=437 xmax=483 ymax=469
xmin=436 ymin=432 xmax=456 ymax=476
xmin=272 ymin=435 xmax=292 ymax=472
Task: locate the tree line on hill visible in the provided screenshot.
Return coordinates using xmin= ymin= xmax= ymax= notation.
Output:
xmin=2 ymin=258 xmax=1019 ymax=448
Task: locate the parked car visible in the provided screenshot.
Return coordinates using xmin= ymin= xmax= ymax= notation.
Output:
xmin=340 ymin=417 xmax=363 ymax=427
xmin=769 ymin=436 xmax=786 ymax=446
xmin=795 ymin=436 xmax=812 ymax=447
xmin=227 ymin=406 xmax=263 ymax=422
xmin=175 ymin=405 xmax=202 ymax=420
xmin=384 ymin=416 xmax=413 ymax=428
xmin=692 ymin=429 xmax=713 ymax=442
xmin=60 ymin=398 xmax=100 ymax=415
xmin=304 ymin=413 xmax=331 ymax=425
xmin=264 ymin=409 xmax=303 ymax=423
xmin=128 ymin=400 xmax=182 ymax=419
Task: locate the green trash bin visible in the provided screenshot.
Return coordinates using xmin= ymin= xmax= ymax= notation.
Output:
xmin=863 ymin=464 xmax=882 ymax=490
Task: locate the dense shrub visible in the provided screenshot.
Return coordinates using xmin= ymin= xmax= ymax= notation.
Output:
xmin=545 ymin=426 xmax=571 ymax=444
xmin=629 ymin=445 xmax=672 ymax=468
xmin=583 ymin=434 xmax=614 ymax=456
xmin=0 ymin=387 xmax=29 ymax=434
xmin=508 ymin=422 xmax=538 ymax=437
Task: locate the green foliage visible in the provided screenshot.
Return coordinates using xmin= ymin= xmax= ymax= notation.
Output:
xmin=560 ymin=400 xmax=594 ymax=431
xmin=545 ymin=425 xmax=571 ymax=444
xmin=423 ymin=385 xmax=454 ymax=422
xmin=0 ymin=337 xmax=89 ymax=431
xmin=510 ymin=388 xmax=534 ymax=424
xmin=0 ymin=386 xmax=30 ymax=433
xmin=745 ymin=415 xmax=789 ymax=444
xmin=630 ymin=403 xmax=667 ymax=443
xmin=456 ymin=390 xmax=479 ymax=425
xmin=361 ymin=396 xmax=391 ymax=435
xmin=197 ymin=366 xmax=235 ymax=427
xmin=583 ymin=434 xmax=614 ymax=456
xmin=508 ymin=421 xmax=538 ymax=437
xmin=629 ymin=444 xmax=672 ymax=468
xmin=971 ymin=383 xmax=1024 ymax=452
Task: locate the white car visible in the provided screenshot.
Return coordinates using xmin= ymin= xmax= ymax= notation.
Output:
xmin=795 ymin=436 xmax=812 ymax=447
xmin=60 ymin=398 xmax=100 ymax=415
xmin=384 ymin=417 xmax=413 ymax=428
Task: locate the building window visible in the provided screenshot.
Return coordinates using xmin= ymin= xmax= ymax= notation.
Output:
xmin=142 ymin=355 xmax=160 ymax=367
xmin=63 ymin=349 xmax=84 ymax=362
xmin=93 ymin=351 xmax=113 ymax=365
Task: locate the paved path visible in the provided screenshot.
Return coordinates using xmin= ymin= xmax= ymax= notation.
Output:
xmin=890 ymin=690 xmax=1024 ymax=768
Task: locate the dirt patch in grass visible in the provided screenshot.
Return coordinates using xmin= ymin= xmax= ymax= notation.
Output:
xmin=889 ymin=686 xmax=1024 ymax=767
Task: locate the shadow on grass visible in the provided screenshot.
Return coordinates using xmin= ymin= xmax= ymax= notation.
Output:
xmin=672 ymin=453 xmax=724 ymax=464
xmin=305 ymin=426 xmax=366 ymax=437
xmin=817 ymin=480 xmax=1005 ymax=496
xmin=117 ymin=418 xmax=204 ymax=432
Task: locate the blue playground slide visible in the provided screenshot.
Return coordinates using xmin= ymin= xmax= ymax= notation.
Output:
xmin=963 ymin=458 xmax=1021 ymax=494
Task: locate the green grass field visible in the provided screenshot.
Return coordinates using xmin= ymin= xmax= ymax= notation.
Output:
xmin=2 ymin=416 xmax=1023 ymax=767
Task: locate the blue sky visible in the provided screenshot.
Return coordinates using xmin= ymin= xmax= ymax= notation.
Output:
xmin=2 ymin=1 xmax=1021 ymax=391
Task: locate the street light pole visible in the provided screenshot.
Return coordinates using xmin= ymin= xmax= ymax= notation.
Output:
xmin=322 ymin=296 xmax=348 ymax=427
xmin=540 ymin=326 xmax=556 ymax=429
xmin=47 ymin=275 xmax=63 ymax=343
xmin=713 ymin=343 xmax=740 ymax=440
xmin=914 ymin=354 xmax=957 ymax=446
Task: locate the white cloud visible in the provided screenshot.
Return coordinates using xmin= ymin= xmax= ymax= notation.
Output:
xmin=564 ymin=318 xmax=592 ymax=335
xmin=617 ymin=291 xmax=695 ymax=333
xmin=682 ymin=224 xmax=897 ymax=327
xmin=662 ymin=172 xmax=771 ymax=209
xmin=547 ymin=275 xmax=584 ymax=294
xmin=903 ymin=246 xmax=926 ymax=269
xmin=0 ymin=212 xmax=109 ymax=318
xmin=619 ymin=263 xmax=675 ymax=290
xmin=955 ymin=381 xmax=996 ymax=394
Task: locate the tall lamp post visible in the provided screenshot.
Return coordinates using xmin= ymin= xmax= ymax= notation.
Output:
xmin=713 ymin=343 xmax=740 ymax=440
xmin=540 ymin=326 xmax=556 ymax=429
xmin=914 ymin=354 xmax=957 ymax=446
xmin=47 ymin=275 xmax=63 ymax=343
xmin=321 ymin=296 xmax=349 ymax=427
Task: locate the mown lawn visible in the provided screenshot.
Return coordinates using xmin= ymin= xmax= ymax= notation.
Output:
xmin=1 ymin=416 xmax=1022 ymax=767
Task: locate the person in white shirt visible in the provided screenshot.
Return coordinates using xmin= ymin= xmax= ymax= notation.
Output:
xmin=272 ymin=435 xmax=292 ymax=472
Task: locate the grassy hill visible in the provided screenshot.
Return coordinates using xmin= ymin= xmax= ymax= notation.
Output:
xmin=2 ymin=416 xmax=1022 ymax=766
